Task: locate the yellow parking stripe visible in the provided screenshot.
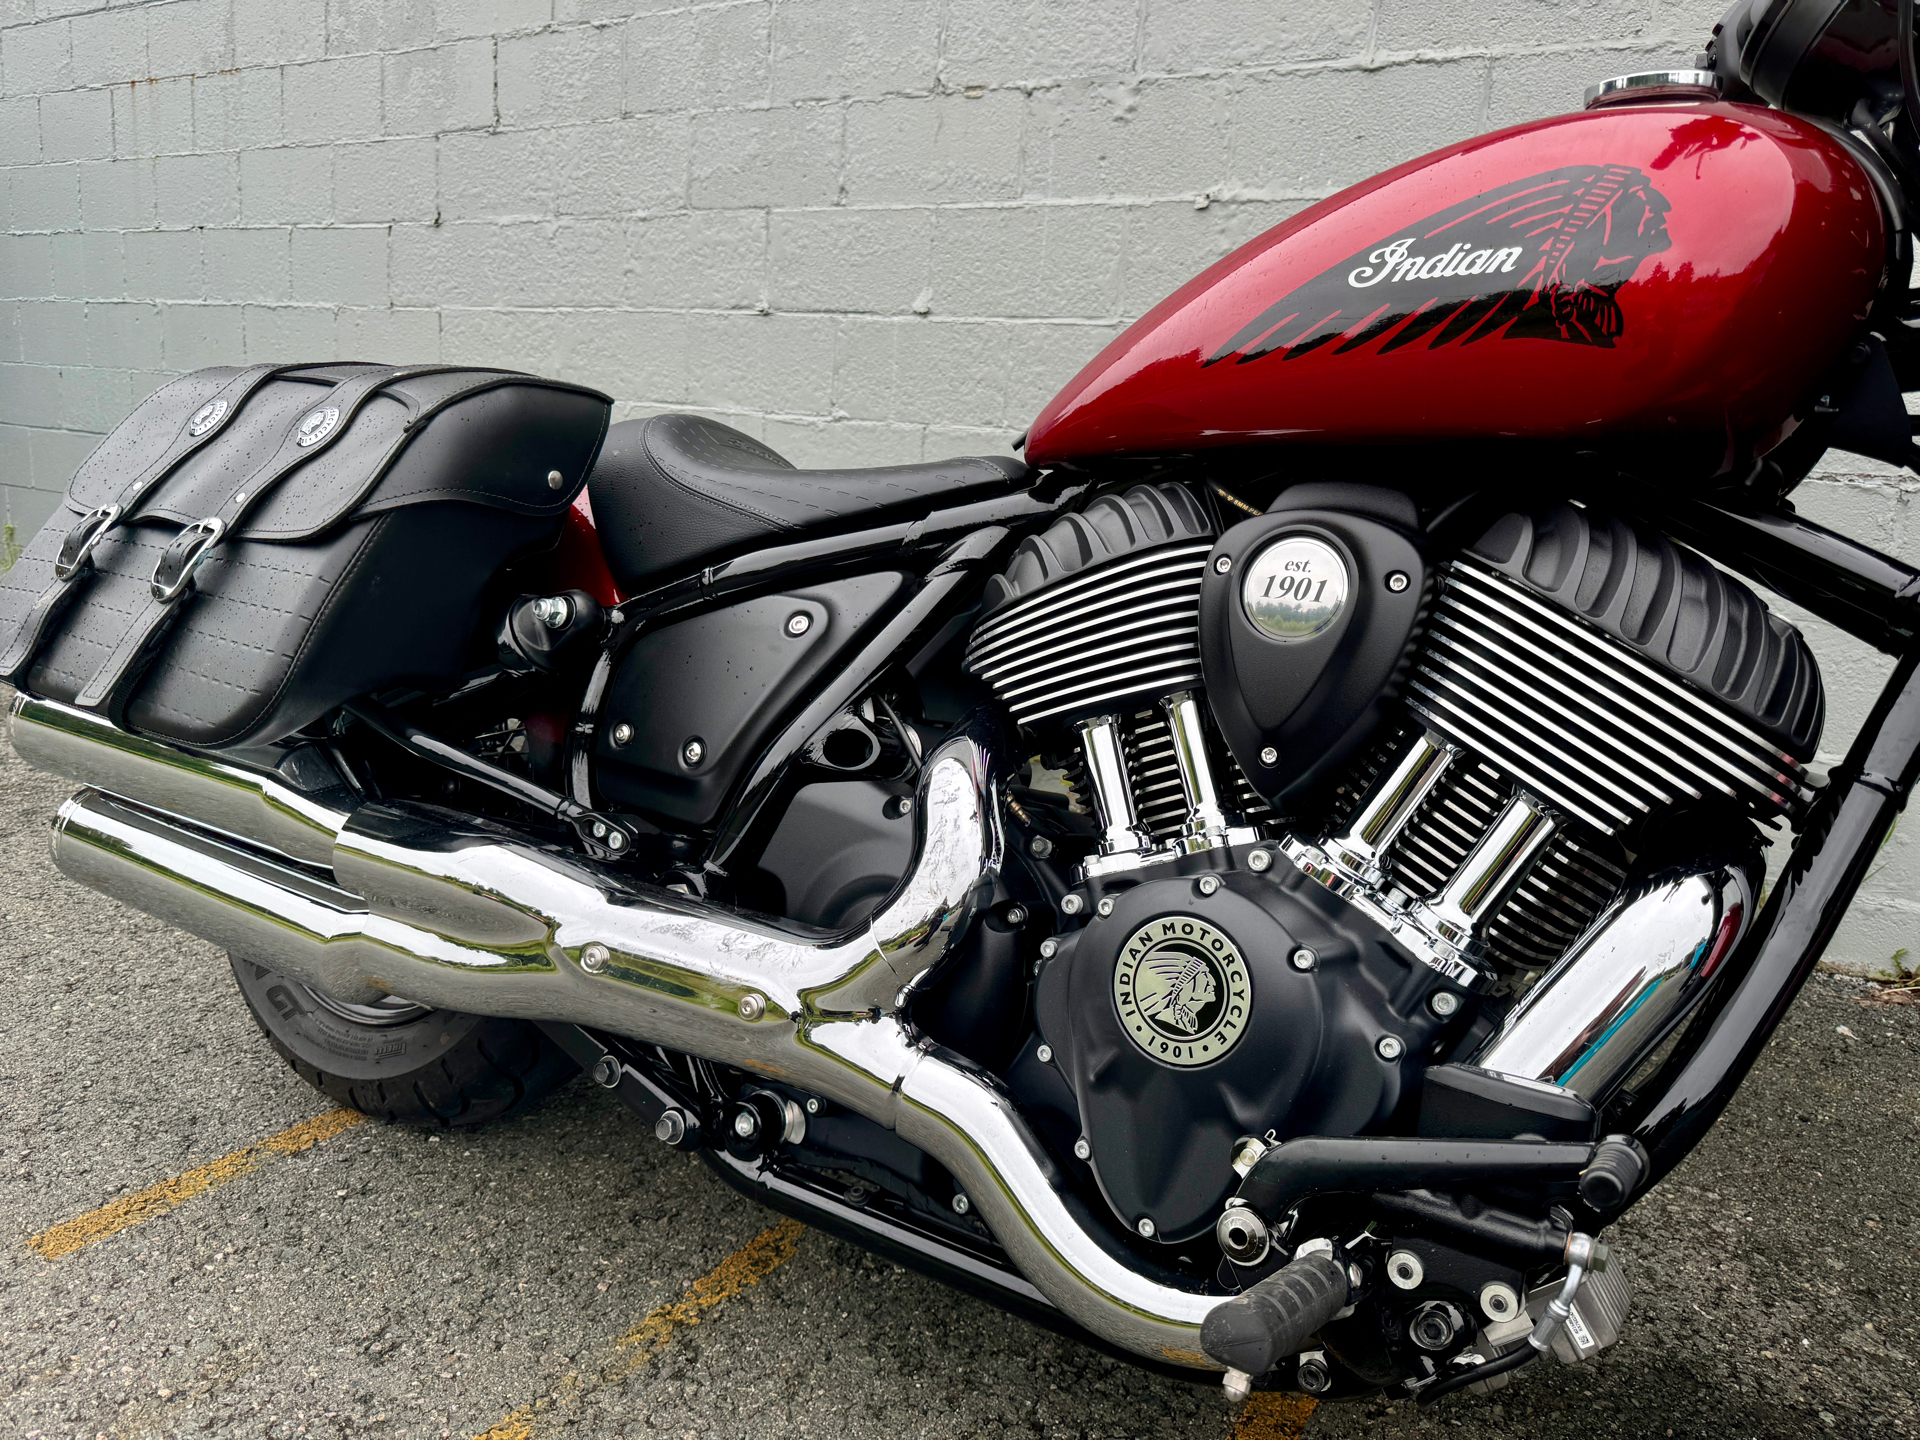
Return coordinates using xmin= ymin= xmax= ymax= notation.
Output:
xmin=27 ymin=1107 xmax=368 ymax=1261
xmin=1233 ymin=1391 xmax=1319 ymax=1440
xmin=473 ymin=1216 xmax=807 ymax=1440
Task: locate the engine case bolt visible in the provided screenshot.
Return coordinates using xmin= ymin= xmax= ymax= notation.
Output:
xmin=1039 ymin=937 xmax=1060 ymax=959
xmin=681 ymin=737 xmax=705 ymax=766
xmin=1429 ymin=990 xmax=1461 ymax=1017
xmin=1028 ymin=835 xmax=1053 ymax=858
xmin=1386 ymin=570 xmax=1410 ymax=593
xmin=1060 ymin=893 xmax=1085 ymax=915
xmin=1386 ymin=1249 xmax=1425 ymax=1290
xmin=1259 ymin=746 xmax=1279 ymax=766
xmin=1290 ymin=947 xmax=1317 ymax=972
xmin=581 ymin=943 xmax=611 ymax=973
xmin=1214 ymin=555 xmax=1233 ymax=574
xmin=1197 ymin=874 xmax=1221 ymax=896
xmin=737 ymin=992 xmax=767 ymax=1021
xmin=1096 ymin=896 xmax=1116 ymax=918
xmin=591 ymin=820 xmax=607 ymax=839
xmin=654 ymin=1110 xmax=687 ymax=1146
xmin=1005 ymin=904 xmax=1028 ymax=925
xmin=1409 ymin=1300 xmax=1467 ymax=1352
xmin=1296 ymin=1355 xmax=1332 ymax=1394
xmin=805 ymin=1096 xmax=821 ymax=1115
xmin=733 ymin=1109 xmax=759 ymax=1140
xmin=952 ymin=1192 xmax=971 ymax=1215
xmin=1036 ymin=1044 xmax=1054 ymax=1064
xmin=1073 ymin=1137 xmax=1092 ymax=1161
xmin=611 ymin=722 xmax=633 ymax=746
xmin=1480 ymin=1281 xmax=1521 ymax=1321
xmin=1136 ymin=1217 xmax=1157 ymax=1239
xmin=606 ymin=831 xmax=626 ymax=851
xmin=785 ymin=611 xmax=812 ymax=637
xmin=590 ymin=1055 xmax=621 ymax=1089
xmin=1247 ymin=849 xmax=1272 ymax=872
xmin=1376 ymin=1034 xmax=1406 ymax=1061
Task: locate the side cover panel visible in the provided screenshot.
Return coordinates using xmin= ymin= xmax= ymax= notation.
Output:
xmin=1025 ymin=104 xmax=1883 ymax=475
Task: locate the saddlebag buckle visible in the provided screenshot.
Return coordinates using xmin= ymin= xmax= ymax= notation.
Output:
xmin=149 ymin=517 xmax=226 ymax=604
xmin=53 ymin=505 xmax=123 ymax=581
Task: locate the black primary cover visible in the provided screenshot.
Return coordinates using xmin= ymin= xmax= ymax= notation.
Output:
xmin=0 ymin=363 xmax=610 ymax=748
xmin=1469 ymin=503 xmax=1824 ymax=760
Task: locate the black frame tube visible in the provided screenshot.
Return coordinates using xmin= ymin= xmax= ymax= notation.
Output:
xmin=1631 ymin=652 xmax=1919 ymax=1189
xmin=1235 ymin=1136 xmax=1595 ymax=1220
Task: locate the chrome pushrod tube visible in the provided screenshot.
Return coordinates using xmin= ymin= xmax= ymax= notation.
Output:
xmin=32 ymin=707 xmax=1219 ymax=1369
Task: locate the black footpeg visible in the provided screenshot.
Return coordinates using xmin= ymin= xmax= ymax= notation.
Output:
xmin=1200 ymin=1249 xmax=1351 ymax=1376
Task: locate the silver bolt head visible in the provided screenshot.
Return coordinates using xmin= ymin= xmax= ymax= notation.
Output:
xmin=1387 ymin=1249 xmax=1424 ymax=1290
xmin=1039 ymin=937 xmax=1060 ymax=959
xmin=733 ymin=1109 xmax=757 ymax=1139
xmin=1136 ymin=1217 xmax=1156 ymax=1238
xmin=612 ymin=722 xmax=634 ymax=746
xmin=805 ymin=1097 xmax=820 ymax=1115
xmin=785 ymin=611 xmax=812 ymax=637
xmin=606 ymin=830 xmax=626 ymax=851
xmin=737 ymin=992 xmax=767 ymax=1022
xmin=1386 ymin=570 xmax=1410 ymax=593
xmin=654 ymin=1111 xmax=687 ymax=1146
xmin=1197 ymin=874 xmax=1221 ymax=896
xmin=1035 ymin=1044 xmax=1054 ymax=1064
xmin=1073 ymin=1138 xmax=1091 ymax=1161
xmin=1247 ymin=849 xmax=1272 ymax=872
xmin=682 ymin=738 xmax=705 ymax=766
xmin=1060 ymin=893 xmax=1085 ymax=915
xmin=1028 ymin=835 xmax=1054 ymax=858
xmin=1221 ymin=1369 xmax=1253 ymax=1407
xmin=952 ymin=1193 xmax=971 ymax=1215
xmin=1480 ymin=1281 xmax=1520 ymax=1320
xmin=591 ymin=820 xmax=608 ymax=839
xmin=1259 ymin=745 xmax=1279 ymax=766
xmin=1096 ymin=896 xmax=1115 ymax=918
xmin=1005 ymin=904 xmax=1028 ymax=926
xmin=1429 ymin=990 xmax=1461 ymax=1017
xmin=1213 ymin=555 xmax=1232 ymax=574
xmin=546 ymin=469 xmax=565 ymax=491
xmin=1376 ymin=1034 xmax=1406 ymax=1061
xmin=531 ymin=595 xmax=573 ymax=628
xmin=1289 ymin=946 xmax=1317 ymax=971
xmin=1297 ymin=1359 xmax=1331 ymax=1394
xmin=591 ymin=1055 xmax=621 ymax=1089
xmin=581 ymin=943 xmax=611 ymax=973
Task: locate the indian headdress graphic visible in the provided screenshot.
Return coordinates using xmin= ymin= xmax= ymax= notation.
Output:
xmin=1205 ymin=164 xmax=1673 ymax=367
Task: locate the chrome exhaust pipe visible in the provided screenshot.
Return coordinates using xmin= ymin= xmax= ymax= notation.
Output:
xmin=13 ymin=695 xmax=1218 ymax=1369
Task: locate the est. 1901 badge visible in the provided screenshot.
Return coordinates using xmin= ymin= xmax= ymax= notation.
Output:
xmin=1112 ymin=916 xmax=1252 ymax=1069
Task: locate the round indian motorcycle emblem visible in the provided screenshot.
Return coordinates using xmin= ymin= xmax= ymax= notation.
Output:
xmin=1112 ymin=915 xmax=1252 ymax=1068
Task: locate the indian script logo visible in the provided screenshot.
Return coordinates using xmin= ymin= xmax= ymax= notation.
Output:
xmin=1205 ymin=164 xmax=1673 ymax=367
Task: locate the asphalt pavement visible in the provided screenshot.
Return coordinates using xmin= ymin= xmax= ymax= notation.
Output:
xmin=0 ymin=695 xmax=1915 ymax=1440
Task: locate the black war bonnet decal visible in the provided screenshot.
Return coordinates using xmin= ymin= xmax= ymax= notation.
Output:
xmin=1205 ymin=164 xmax=1673 ymax=366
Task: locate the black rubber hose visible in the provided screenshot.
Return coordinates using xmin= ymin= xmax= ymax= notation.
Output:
xmin=1199 ymin=1251 xmax=1350 ymax=1376
xmin=1417 ymin=1343 xmax=1538 ymax=1407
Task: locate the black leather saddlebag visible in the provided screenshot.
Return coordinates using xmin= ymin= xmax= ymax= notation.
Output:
xmin=0 ymin=362 xmax=610 ymax=748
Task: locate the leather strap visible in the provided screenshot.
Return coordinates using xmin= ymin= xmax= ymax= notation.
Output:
xmin=71 ymin=364 xmax=463 ymax=721
xmin=0 ymin=362 xmax=296 ymax=684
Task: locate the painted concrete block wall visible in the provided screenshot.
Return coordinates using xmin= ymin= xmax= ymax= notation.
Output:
xmin=1 ymin=0 xmax=1912 ymax=972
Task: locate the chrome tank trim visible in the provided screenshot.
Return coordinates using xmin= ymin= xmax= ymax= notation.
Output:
xmin=1473 ymin=860 xmax=1756 ymax=1099
xmin=10 ymin=693 xmax=345 ymax=869
xmin=32 ymin=708 xmax=1221 ymax=1368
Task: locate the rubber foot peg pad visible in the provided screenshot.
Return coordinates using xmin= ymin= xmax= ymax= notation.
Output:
xmin=1577 ymin=1134 xmax=1649 ymax=1213
xmin=1200 ymin=1249 xmax=1351 ymax=1376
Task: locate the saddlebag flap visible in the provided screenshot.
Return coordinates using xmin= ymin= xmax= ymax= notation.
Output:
xmin=0 ymin=362 xmax=610 ymax=748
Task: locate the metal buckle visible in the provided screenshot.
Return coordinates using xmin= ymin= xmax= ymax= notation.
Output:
xmin=52 ymin=505 xmax=122 ymax=581
xmin=149 ymin=517 xmax=226 ymax=604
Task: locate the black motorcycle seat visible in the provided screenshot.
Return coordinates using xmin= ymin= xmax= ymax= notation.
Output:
xmin=587 ymin=414 xmax=1034 ymax=590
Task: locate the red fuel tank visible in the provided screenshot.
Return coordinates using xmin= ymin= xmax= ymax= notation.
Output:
xmin=1025 ymin=103 xmax=1885 ymax=477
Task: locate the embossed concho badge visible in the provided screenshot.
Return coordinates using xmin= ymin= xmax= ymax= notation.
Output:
xmin=296 ymin=405 xmax=342 ymax=448
xmin=1113 ymin=915 xmax=1251 ymax=1068
xmin=187 ymin=398 xmax=228 ymax=436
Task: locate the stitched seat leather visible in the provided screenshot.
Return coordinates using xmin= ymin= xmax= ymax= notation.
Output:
xmin=588 ymin=414 xmax=1034 ymax=591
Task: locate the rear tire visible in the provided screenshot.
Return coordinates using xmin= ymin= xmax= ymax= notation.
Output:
xmin=230 ymin=956 xmax=576 ymax=1127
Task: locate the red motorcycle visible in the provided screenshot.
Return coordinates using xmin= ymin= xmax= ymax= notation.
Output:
xmin=2 ymin=0 xmax=1913 ymax=1407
